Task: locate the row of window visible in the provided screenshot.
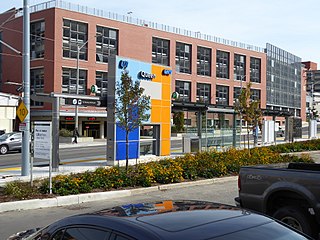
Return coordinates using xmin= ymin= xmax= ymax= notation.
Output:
xmin=31 ymin=19 xmax=261 ymax=83
xmin=175 ymin=80 xmax=261 ymax=106
xmin=30 ymin=68 xmax=260 ymax=107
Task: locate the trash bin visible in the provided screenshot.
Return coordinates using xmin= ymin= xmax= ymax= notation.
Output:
xmin=183 ymin=136 xmax=200 ymax=153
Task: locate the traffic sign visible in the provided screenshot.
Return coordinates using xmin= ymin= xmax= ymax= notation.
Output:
xmin=17 ymin=101 xmax=28 ymax=122
xmin=65 ymin=98 xmax=101 ymax=107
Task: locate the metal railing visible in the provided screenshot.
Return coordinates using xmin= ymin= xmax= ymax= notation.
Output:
xmin=16 ymin=0 xmax=265 ymax=53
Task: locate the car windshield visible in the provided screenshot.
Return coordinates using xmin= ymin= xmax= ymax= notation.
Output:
xmin=211 ymin=221 xmax=311 ymax=240
xmin=0 ymin=132 xmax=15 ymax=140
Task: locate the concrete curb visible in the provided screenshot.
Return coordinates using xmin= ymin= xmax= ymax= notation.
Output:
xmin=0 ymin=176 xmax=237 ymax=213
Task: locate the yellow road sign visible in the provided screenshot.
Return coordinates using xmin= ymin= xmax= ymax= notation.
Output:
xmin=17 ymin=101 xmax=28 ymax=122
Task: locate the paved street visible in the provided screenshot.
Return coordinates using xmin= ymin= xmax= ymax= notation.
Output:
xmin=0 ymin=179 xmax=238 ymax=239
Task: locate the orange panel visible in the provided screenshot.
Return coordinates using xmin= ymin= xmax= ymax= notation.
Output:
xmin=161 ymin=107 xmax=171 ymax=123
xmin=161 ymin=140 xmax=171 ymax=156
xmin=162 ymin=100 xmax=171 ymax=107
xmin=162 ymin=84 xmax=171 ymax=100
xmin=151 ymin=99 xmax=162 ymax=106
xmin=151 ymin=65 xmax=163 ymax=83
xmin=151 ymin=105 xmax=161 ymax=123
xmin=161 ymin=123 xmax=171 ymax=139
xmin=162 ymin=74 xmax=171 ymax=84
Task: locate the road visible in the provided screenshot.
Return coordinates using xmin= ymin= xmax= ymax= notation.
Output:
xmin=0 ymin=179 xmax=238 ymax=239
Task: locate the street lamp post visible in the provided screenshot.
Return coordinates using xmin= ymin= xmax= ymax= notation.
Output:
xmin=74 ymin=34 xmax=101 ymax=131
xmin=239 ymin=75 xmax=246 ymax=148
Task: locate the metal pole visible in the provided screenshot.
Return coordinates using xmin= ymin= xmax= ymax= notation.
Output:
xmin=240 ymin=76 xmax=243 ymax=148
xmin=52 ymin=96 xmax=60 ymax=171
xmin=22 ymin=0 xmax=30 ymax=176
xmin=75 ymin=45 xmax=80 ymax=130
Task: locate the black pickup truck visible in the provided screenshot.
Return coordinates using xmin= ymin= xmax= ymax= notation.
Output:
xmin=235 ymin=162 xmax=320 ymax=239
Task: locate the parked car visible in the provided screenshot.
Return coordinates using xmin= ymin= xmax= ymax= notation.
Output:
xmin=7 ymin=200 xmax=312 ymax=240
xmin=0 ymin=132 xmax=22 ymax=155
xmin=0 ymin=129 xmax=5 ymax=136
xmin=236 ymin=162 xmax=320 ymax=239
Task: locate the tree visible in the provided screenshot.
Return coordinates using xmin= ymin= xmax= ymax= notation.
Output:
xmin=235 ymin=82 xmax=263 ymax=150
xmin=115 ymin=70 xmax=151 ymax=171
xmin=173 ymin=112 xmax=185 ymax=133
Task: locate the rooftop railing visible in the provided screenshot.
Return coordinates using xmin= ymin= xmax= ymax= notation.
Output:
xmin=16 ymin=0 xmax=265 ymax=53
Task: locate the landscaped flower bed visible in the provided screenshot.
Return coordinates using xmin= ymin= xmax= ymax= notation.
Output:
xmin=2 ymin=145 xmax=314 ymax=201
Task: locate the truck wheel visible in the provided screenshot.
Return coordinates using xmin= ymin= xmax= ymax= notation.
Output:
xmin=0 ymin=145 xmax=8 ymax=155
xmin=273 ymin=206 xmax=316 ymax=237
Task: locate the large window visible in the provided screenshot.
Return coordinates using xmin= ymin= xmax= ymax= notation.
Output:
xmin=30 ymin=21 xmax=45 ymax=59
xmin=96 ymin=71 xmax=108 ymax=96
xmin=96 ymin=26 xmax=118 ymax=63
xmin=63 ymin=19 xmax=88 ymax=60
xmin=251 ymin=88 xmax=261 ymax=101
xmin=216 ymin=50 xmax=230 ymax=79
xmin=216 ymin=85 xmax=229 ymax=106
xmin=250 ymin=57 xmax=261 ymax=83
xmin=234 ymin=54 xmax=246 ymax=80
xmin=62 ymin=68 xmax=87 ymax=94
xmin=152 ymin=37 xmax=169 ymax=66
xmin=196 ymin=83 xmax=211 ymax=103
xmin=31 ymin=68 xmax=44 ymax=106
xmin=233 ymin=87 xmax=241 ymax=103
xmin=175 ymin=80 xmax=191 ymax=102
xmin=197 ymin=46 xmax=211 ymax=76
xmin=176 ymin=42 xmax=191 ymax=74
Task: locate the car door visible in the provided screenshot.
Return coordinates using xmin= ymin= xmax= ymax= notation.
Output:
xmin=10 ymin=133 xmax=22 ymax=150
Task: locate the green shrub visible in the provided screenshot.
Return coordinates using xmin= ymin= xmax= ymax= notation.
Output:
xmin=59 ymin=128 xmax=73 ymax=137
xmin=4 ymin=139 xmax=320 ymax=199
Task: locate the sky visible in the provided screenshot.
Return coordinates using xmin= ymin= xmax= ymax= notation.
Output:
xmin=1 ymin=0 xmax=320 ymax=65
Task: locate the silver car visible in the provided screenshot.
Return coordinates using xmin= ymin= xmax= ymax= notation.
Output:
xmin=0 ymin=132 xmax=22 ymax=155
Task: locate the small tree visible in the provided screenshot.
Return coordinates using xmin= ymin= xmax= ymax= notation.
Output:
xmin=115 ymin=70 xmax=151 ymax=171
xmin=235 ymin=82 xmax=263 ymax=151
xmin=173 ymin=112 xmax=185 ymax=133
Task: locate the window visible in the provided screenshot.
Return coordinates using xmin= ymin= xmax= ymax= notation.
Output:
xmin=234 ymin=54 xmax=246 ymax=80
xmin=176 ymin=42 xmax=191 ymax=74
xmin=96 ymin=71 xmax=108 ymax=96
xmin=63 ymin=19 xmax=88 ymax=60
xmin=216 ymin=85 xmax=229 ymax=105
xmin=233 ymin=87 xmax=241 ymax=103
xmin=31 ymin=68 xmax=44 ymax=106
xmin=152 ymin=37 xmax=170 ymax=66
xmin=197 ymin=46 xmax=211 ymax=76
xmin=216 ymin=50 xmax=229 ymax=79
xmin=250 ymin=57 xmax=261 ymax=83
xmin=175 ymin=80 xmax=191 ymax=102
xmin=196 ymin=83 xmax=211 ymax=103
xmin=62 ymin=68 xmax=87 ymax=94
xmin=30 ymin=21 xmax=45 ymax=59
xmin=96 ymin=26 xmax=118 ymax=63
xmin=55 ymin=227 xmax=111 ymax=240
xmin=251 ymin=88 xmax=261 ymax=101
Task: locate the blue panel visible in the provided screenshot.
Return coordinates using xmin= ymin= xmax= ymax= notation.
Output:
xmin=116 ymin=141 xmax=139 ymax=160
xmin=116 ymin=124 xmax=139 ymax=160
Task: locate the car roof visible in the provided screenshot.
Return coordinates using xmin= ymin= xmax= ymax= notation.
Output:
xmin=48 ymin=200 xmax=276 ymax=240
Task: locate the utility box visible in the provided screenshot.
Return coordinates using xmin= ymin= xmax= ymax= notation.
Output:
xmin=183 ymin=136 xmax=200 ymax=153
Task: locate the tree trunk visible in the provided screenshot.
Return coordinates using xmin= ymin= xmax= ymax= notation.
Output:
xmin=125 ymin=130 xmax=129 ymax=171
xmin=247 ymin=125 xmax=250 ymax=155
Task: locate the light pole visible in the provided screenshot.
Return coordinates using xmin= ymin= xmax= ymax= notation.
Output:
xmin=239 ymin=75 xmax=246 ymax=148
xmin=22 ymin=0 xmax=30 ymax=176
xmin=74 ymin=34 xmax=101 ymax=131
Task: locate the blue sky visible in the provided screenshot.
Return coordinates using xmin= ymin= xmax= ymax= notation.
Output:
xmin=1 ymin=0 xmax=320 ymax=66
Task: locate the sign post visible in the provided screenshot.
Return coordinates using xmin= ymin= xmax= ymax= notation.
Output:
xmin=34 ymin=121 xmax=52 ymax=194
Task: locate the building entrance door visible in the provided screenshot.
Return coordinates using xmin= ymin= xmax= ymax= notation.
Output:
xmin=83 ymin=122 xmax=100 ymax=138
